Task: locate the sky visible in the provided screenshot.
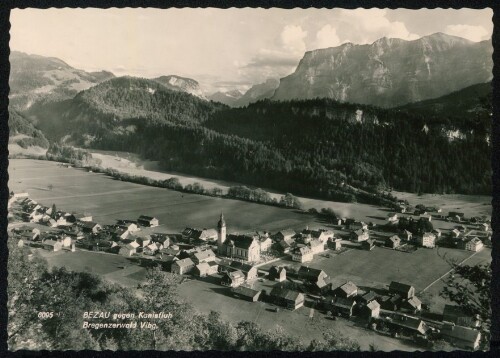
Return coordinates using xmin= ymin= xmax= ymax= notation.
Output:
xmin=10 ymin=8 xmax=493 ymax=94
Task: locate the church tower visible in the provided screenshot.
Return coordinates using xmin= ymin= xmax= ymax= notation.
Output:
xmin=217 ymin=212 xmax=226 ymax=253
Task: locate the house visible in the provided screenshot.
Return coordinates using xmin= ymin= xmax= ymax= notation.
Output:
xmin=278 ymin=237 xmax=295 ymax=254
xmin=381 ymin=294 xmax=402 ymax=311
xmin=14 ymin=226 xmax=40 ymax=241
xmin=194 ymin=261 xmax=219 ymax=277
xmin=143 ymin=242 xmax=160 ymax=255
xmin=351 ymin=229 xmax=369 ymax=242
xmin=401 ymin=230 xmax=413 ymax=242
xmin=255 ymin=231 xmax=273 ymax=252
xmin=117 ymin=221 xmax=139 ymax=233
xmin=349 ymin=221 xmax=368 ymax=231
xmin=183 ymin=227 xmax=219 ymax=243
xmin=418 ymin=232 xmax=436 ymax=248
xmin=231 ymin=286 xmax=262 ymax=302
xmin=449 ymin=212 xmax=465 ymax=220
xmin=480 ymin=223 xmax=489 ymax=232
xmin=268 ymin=266 xmax=286 ymax=282
xmin=387 ymin=212 xmax=399 ymax=224
xmin=362 ymin=300 xmax=380 ymax=319
xmin=221 ymin=270 xmax=245 ymax=287
xmin=292 ymin=246 xmax=313 ymax=263
xmin=401 ymin=296 xmax=422 ymax=314
xmin=361 ymin=239 xmax=376 ymax=251
xmin=42 ymin=239 xmax=62 ymax=252
xmin=327 ymin=296 xmax=357 ymax=317
xmin=119 ymin=243 xmax=137 ymax=257
xmin=309 ymin=239 xmax=325 ymax=254
xmin=191 ymin=249 xmax=216 ymax=265
xmin=137 ymin=215 xmax=159 ymax=227
xmin=135 ymin=236 xmax=152 ymax=248
xmin=334 ymin=281 xmax=358 ymax=298
xmin=442 ymin=305 xmax=481 ymax=328
xmin=359 ymin=291 xmax=378 ymax=305
xmin=462 ymin=237 xmax=484 ymax=252
xmin=328 ymin=237 xmax=342 ymax=251
xmin=57 ymin=236 xmax=72 ymax=248
xmin=171 ymin=258 xmax=195 ymax=275
xmin=47 ymin=218 xmax=58 ymax=228
xmin=75 ymin=213 xmax=93 ymax=222
xmin=419 ymin=213 xmax=432 ymax=222
xmin=113 ymin=227 xmax=130 ymax=241
xmin=451 ymin=228 xmax=462 ymax=238
xmin=298 ymin=266 xmax=328 ymax=284
xmin=389 ymin=313 xmax=429 ymax=335
xmin=77 ymin=221 xmax=102 ymax=234
xmin=273 ymin=229 xmax=296 ymax=242
xmin=441 ymin=323 xmax=481 ymax=350
xmin=218 ymin=233 xmax=261 ymax=263
xmin=389 ymin=281 xmax=415 ymax=299
xmin=385 ymin=235 xmax=401 ymax=249
xmin=432 ymin=229 xmax=442 ymax=238
xmin=228 ymin=261 xmax=258 ymax=281
xmin=269 ymin=287 xmax=304 ymax=310
xmin=151 ymin=234 xmax=171 ymax=247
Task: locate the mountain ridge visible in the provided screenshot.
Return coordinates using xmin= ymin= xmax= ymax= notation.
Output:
xmin=272 ymin=32 xmax=492 ymax=107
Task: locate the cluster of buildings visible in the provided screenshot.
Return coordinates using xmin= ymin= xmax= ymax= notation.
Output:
xmin=8 ymin=192 xmax=488 ymax=351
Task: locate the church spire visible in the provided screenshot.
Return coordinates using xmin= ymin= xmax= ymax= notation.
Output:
xmin=218 ymin=212 xmax=226 ymax=227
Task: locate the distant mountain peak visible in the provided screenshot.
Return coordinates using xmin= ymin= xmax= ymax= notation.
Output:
xmin=272 ymin=33 xmax=492 ymax=107
xmin=153 ymin=75 xmax=206 ymax=99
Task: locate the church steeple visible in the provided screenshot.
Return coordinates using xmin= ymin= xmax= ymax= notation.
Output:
xmin=217 ymin=212 xmax=227 ymax=252
xmin=218 ymin=212 xmax=226 ymax=228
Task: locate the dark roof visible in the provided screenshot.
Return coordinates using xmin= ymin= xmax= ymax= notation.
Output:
xmin=138 ymin=215 xmax=157 ymax=221
xmin=298 ymin=266 xmax=326 ymax=281
xmin=231 ymin=286 xmax=261 ymax=298
xmin=361 ymin=291 xmax=377 ymax=302
xmin=270 ymin=286 xmax=303 ymax=302
xmin=332 ymin=296 xmax=356 ymax=309
xmin=226 ymin=234 xmax=258 ymax=249
xmin=391 ymin=313 xmax=427 ymax=332
xmin=441 ymin=323 xmax=481 ymax=343
xmin=229 ymin=261 xmax=256 ymax=273
xmin=389 ymin=281 xmax=414 ymax=294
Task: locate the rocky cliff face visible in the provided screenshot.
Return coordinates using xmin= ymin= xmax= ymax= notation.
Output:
xmin=235 ymin=78 xmax=280 ymax=107
xmin=153 ymin=75 xmax=206 ymax=99
xmin=272 ymin=33 xmax=493 ymax=108
xmin=9 ymin=51 xmax=115 ymax=110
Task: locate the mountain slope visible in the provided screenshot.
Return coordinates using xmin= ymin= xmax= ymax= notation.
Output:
xmin=25 ymin=76 xmax=225 ymax=144
xmin=9 ymin=51 xmax=115 ymax=110
xmin=272 ymin=33 xmax=493 ymax=108
xmin=234 ymin=78 xmax=279 ymax=107
xmin=152 ymin=75 xmax=206 ymax=99
xmin=207 ymin=89 xmax=243 ymax=107
xmin=396 ymin=81 xmax=492 ymax=119
xmin=8 ymin=109 xmax=49 ymax=155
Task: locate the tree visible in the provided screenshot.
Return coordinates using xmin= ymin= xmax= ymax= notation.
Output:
xmin=51 ymin=203 xmax=57 ymax=218
xmin=441 ymin=263 xmax=491 ymax=331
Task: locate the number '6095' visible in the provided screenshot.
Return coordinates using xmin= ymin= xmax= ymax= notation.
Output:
xmin=38 ymin=312 xmax=54 ymax=319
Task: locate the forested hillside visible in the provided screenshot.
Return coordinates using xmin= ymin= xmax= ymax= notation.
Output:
xmin=8 ymin=109 xmax=49 ymax=149
xmin=23 ymin=76 xmax=492 ymax=200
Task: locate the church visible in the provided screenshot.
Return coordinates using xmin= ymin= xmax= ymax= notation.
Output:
xmin=217 ymin=213 xmax=261 ymax=263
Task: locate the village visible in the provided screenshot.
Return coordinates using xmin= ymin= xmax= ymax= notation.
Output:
xmin=7 ymin=190 xmax=492 ymax=351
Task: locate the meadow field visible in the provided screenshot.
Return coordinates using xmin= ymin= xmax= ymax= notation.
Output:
xmin=9 ymin=159 xmax=325 ymax=233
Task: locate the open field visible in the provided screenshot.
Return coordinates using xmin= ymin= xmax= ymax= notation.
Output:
xmin=260 ymin=246 xmax=491 ymax=304
xmin=9 ymin=159 xmax=325 ymax=233
xmin=89 ymin=150 xmax=492 ymax=223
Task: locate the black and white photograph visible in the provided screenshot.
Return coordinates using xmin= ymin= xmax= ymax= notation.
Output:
xmin=4 ymin=5 xmax=495 ymax=352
